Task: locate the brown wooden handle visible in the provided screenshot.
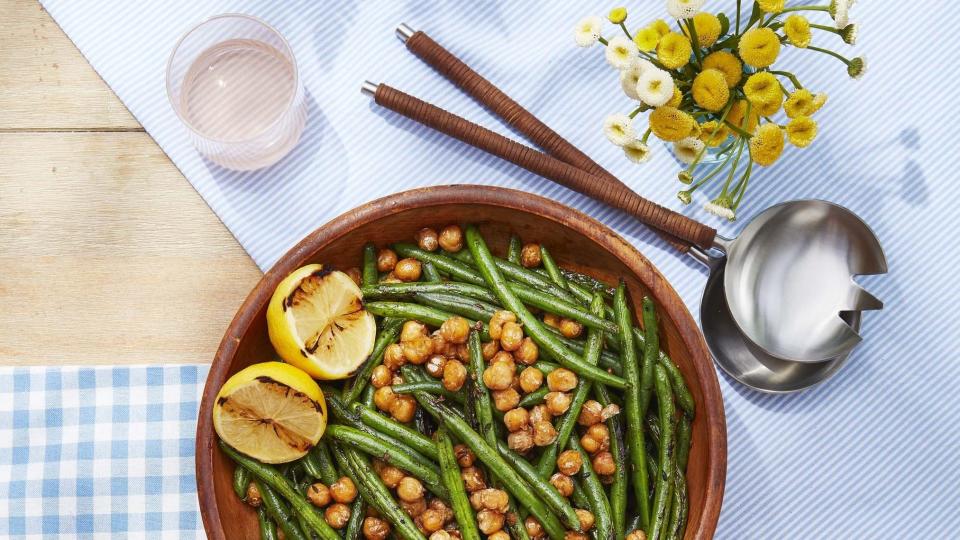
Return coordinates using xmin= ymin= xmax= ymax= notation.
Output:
xmin=404 ymin=30 xmax=692 ymax=253
xmin=374 ymin=84 xmax=717 ymax=249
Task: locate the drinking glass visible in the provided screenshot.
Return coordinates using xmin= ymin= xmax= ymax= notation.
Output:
xmin=166 ymin=14 xmax=307 ymax=171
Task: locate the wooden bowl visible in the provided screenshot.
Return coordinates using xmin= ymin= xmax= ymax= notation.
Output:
xmin=196 ymin=185 xmax=726 ymax=539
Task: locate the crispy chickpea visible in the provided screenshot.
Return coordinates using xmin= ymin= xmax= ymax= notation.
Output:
xmin=428 ymin=498 xmax=453 ymax=523
xmin=550 ymin=473 xmax=574 ymax=497
xmin=461 ymin=466 xmax=487 ymax=492
xmin=488 ymin=310 xmax=517 ymax=341
xmin=532 ymin=420 xmax=558 ymax=446
xmin=575 ymin=509 xmax=595 ymax=531
xmin=586 ymin=423 xmax=611 ymax=450
xmin=490 ymin=350 xmax=515 ymax=366
xmin=513 ymin=337 xmax=539 ymax=365
xmin=487 ymin=531 xmax=510 ymax=540
xmin=626 ymin=531 xmax=648 ymax=540
xmin=481 ymin=340 xmax=500 ymax=360
xmin=477 ymin=509 xmax=505 ymax=534
xmin=492 ymin=388 xmax=520 ymax=412
xmin=397 ymin=477 xmax=424 ymax=502
xmin=401 ymin=321 xmax=428 ymax=342
xmin=403 ymin=336 xmax=434 ymax=365
xmin=545 ymin=391 xmax=572 ymax=415
xmin=370 ymin=365 xmax=394 ymax=388
xmin=565 ymin=532 xmax=588 ymax=540
xmin=518 ymin=367 xmax=544 ymax=393
xmin=473 ymin=488 xmax=509 ymax=512
xmin=425 ymin=354 xmax=447 ymax=378
xmin=307 ymin=482 xmax=331 ymax=507
xmin=438 ymin=225 xmax=463 ymax=252
xmin=325 ymin=502 xmax=352 ymax=529
xmin=430 ymin=531 xmax=452 ymax=540
xmin=508 ymin=427 xmax=535 ymax=453
xmin=440 ymin=316 xmax=470 ymax=344
xmin=591 ymin=451 xmax=617 ymax=475
xmin=245 ymin=482 xmax=262 ymax=507
xmin=363 ymin=517 xmax=391 ymax=540
xmin=600 ymin=403 xmax=621 ymax=421
xmin=394 ymin=258 xmax=422 ymax=282
xmin=543 ymin=313 xmax=561 ymax=329
xmin=416 ymin=228 xmax=439 ymax=251
xmin=524 ymin=516 xmax=545 ymax=539
xmin=529 ymin=404 xmax=552 ymax=425
xmin=377 ymin=248 xmax=398 ymax=272
xmin=499 ymin=322 xmax=524 ymax=352
xmin=559 ymin=318 xmax=584 ymax=339
xmin=455 ymin=343 xmax=470 ymax=361
xmin=330 ymin=476 xmax=357 ymax=504
xmin=520 ymin=243 xmax=542 ymax=268
xmin=382 ymin=272 xmax=402 ymax=284
xmin=546 ymin=368 xmax=578 ymax=392
xmin=373 ymin=386 xmax=397 ymax=412
xmin=442 ymin=360 xmax=467 ymax=391
xmin=580 ymin=434 xmax=601 ymax=454
xmin=390 ymin=394 xmax=417 ymax=423
xmin=454 ymin=444 xmax=475 ymax=468
xmin=383 ymin=343 xmax=406 ymax=370
xmin=345 ymin=267 xmax=362 ymax=286
xmin=482 ymin=361 xmax=514 ymax=391
xmin=577 ymin=400 xmax=603 ymax=426
xmin=419 ymin=508 xmax=444 ymax=533
xmin=503 ymin=407 xmax=530 ymax=432
xmin=376 ymin=463 xmax=405 ymax=489
xmin=400 ymin=497 xmax=427 ymax=517
xmin=556 ymin=450 xmax=583 ymax=476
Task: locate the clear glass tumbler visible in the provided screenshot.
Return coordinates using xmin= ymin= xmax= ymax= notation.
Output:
xmin=166 ymin=14 xmax=307 ymax=171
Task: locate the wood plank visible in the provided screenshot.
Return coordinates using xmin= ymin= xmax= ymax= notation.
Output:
xmin=0 ymin=132 xmax=262 ymax=365
xmin=0 ymin=0 xmax=140 ymax=130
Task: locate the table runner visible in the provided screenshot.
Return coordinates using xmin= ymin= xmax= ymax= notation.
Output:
xmin=25 ymin=0 xmax=960 ymax=537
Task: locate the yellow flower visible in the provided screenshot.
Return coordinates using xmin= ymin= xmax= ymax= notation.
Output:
xmin=728 ymin=99 xmax=759 ymax=134
xmin=684 ymin=13 xmax=722 ymax=47
xmin=652 ymin=19 xmax=671 ymax=36
xmin=687 ymin=121 xmax=702 ymax=139
xmin=749 ymin=123 xmax=785 ymax=166
xmin=657 ymin=32 xmax=693 ymax=69
xmin=634 ymin=26 xmax=661 ymax=52
xmin=649 ymin=106 xmax=695 ymax=142
xmin=743 ymin=72 xmax=783 ymax=117
xmin=666 ymin=87 xmax=683 ymax=108
xmin=702 ymin=51 xmax=743 ymax=87
xmin=692 ymin=69 xmax=730 ymax=112
xmin=784 ymin=89 xmax=814 ymax=118
xmin=786 ymin=116 xmax=818 ymax=147
xmin=738 ymin=28 xmax=781 ymax=68
xmin=784 ymin=15 xmax=811 ymax=48
xmin=757 ymin=0 xmax=785 ymax=13
xmin=811 ymin=93 xmax=828 ymax=113
xmin=608 ymin=7 xmax=628 ymax=24
xmin=699 ymin=121 xmax=729 ymax=147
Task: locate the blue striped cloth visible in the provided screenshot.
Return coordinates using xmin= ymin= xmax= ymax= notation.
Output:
xmin=27 ymin=0 xmax=960 ymax=537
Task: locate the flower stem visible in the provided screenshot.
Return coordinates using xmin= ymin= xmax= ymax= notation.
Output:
xmin=732 ymin=157 xmax=754 ymax=209
xmin=685 ymin=20 xmax=704 ymax=66
xmin=640 ymin=128 xmax=652 ymax=143
xmin=619 ymin=22 xmax=632 ymax=40
xmin=735 ymin=0 xmax=742 ymax=34
xmin=778 ymin=6 xmax=830 ymax=15
xmin=598 ymin=36 xmax=609 ymax=46
xmin=723 ymin=121 xmax=753 ymax=138
xmin=629 ymin=104 xmax=648 ymax=119
xmin=769 ymin=70 xmax=803 ymax=89
xmin=806 ymin=45 xmax=853 ymax=66
xmin=685 ymin=101 xmax=733 ymax=172
xmin=720 ymin=138 xmax=746 ymax=197
xmin=810 ymin=23 xmax=842 ymax=35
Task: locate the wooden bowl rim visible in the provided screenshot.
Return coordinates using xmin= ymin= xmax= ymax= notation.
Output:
xmin=196 ymin=185 xmax=726 ymax=539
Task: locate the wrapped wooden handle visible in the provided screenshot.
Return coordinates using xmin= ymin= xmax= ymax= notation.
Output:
xmin=371 ymin=83 xmax=717 ymax=249
xmin=403 ymin=28 xmax=692 ymax=253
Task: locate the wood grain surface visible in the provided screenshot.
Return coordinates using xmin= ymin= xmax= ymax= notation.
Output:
xmin=0 ymin=0 xmax=261 ymax=365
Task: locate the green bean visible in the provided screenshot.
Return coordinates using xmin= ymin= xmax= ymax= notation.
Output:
xmin=647 ymin=365 xmax=675 ymax=540
xmin=344 ymin=496 xmax=364 ymax=540
xmin=595 ymin=383 xmax=627 ymax=539
xmin=545 ymin=325 xmax=622 ymax=371
xmin=518 ymin=386 xmax=548 ymax=407
xmin=257 ymin=481 xmax=309 ymax=540
xmin=615 ymin=282 xmax=650 ymax=528
xmin=639 ymin=296 xmax=659 ymax=420
xmin=465 ymin=225 xmax=626 ymax=389
xmin=496 ymin=442 xmax=583 ymax=532
xmin=560 ymin=268 xmax=616 ymax=297
xmin=326 ymin=394 xmax=439 ymax=461
xmin=437 ymin=427 xmax=482 ymax=540
xmin=342 ymin=317 xmax=403 ymax=403
xmin=362 ymin=281 xmax=498 ymax=304
xmin=414 ymin=392 xmax=568 ymax=539
xmin=392 ymin=380 xmax=465 ymax=404
xmin=220 ymin=443 xmax=338 ymax=540
xmin=421 ymin=260 xmax=442 ymax=282
xmin=669 ymin=465 xmax=689 ymax=539
xmin=364 ymin=301 xmax=490 ymax=339
xmin=570 ymin=477 xmax=590 ymax=510
xmin=627 ymin=513 xmax=643 ymax=536
xmin=361 ymin=383 xmax=375 ymax=408
xmin=569 ymin=435 xmax=614 ymax=540
xmin=362 ymin=243 xmax=378 ymax=287
xmin=536 ymin=293 xmax=605 ymax=479
xmin=312 ymin=441 xmax=339 ymax=486
xmin=507 ymin=234 xmax=522 ymax=264
xmin=257 ymin=506 xmax=279 ymax=540
xmin=646 ymin=341 xmax=696 ymax=418
xmin=299 ymin=449 xmax=324 ymax=482
xmin=232 ymin=465 xmax=250 ymax=500
xmin=659 ymin=478 xmax=675 ymax=540
xmin=325 ymin=424 xmax=447 ymax=498
xmin=334 ymin=444 xmax=425 ymax=540
xmin=393 ymin=243 xmax=487 ymax=285
xmin=538 ymin=246 xmax=568 ymax=291
xmin=413 ymin=292 xmax=497 ymax=322
xmin=676 ymin=416 xmax=692 ymax=471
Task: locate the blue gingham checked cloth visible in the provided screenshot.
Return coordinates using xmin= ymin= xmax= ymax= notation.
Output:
xmin=0 ymin=366 xmax=207 ymax=538
xmin=18 ymin=0 xmax=960 ymax=537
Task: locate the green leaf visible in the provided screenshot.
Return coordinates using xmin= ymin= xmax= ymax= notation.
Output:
xmin=717 ymin=13 xmax=730 ymax=37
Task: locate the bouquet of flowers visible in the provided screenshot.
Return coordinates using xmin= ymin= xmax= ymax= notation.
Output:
xmin=575 ymin=0 xmax=863 ymax=220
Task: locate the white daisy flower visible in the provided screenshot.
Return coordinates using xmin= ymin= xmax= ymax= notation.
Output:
xmin=619 ymin=59 xmax=655 ymax=100
xmin=636 ymin=68 xmax=675 ymax=107
xmin=830 ymin=0 xmax=849 ymax=28
xmin=574 ymin=16 xmax=604 ymax=47
xmin=623 ymin=139 xmax=652 ymax=163
xmin=840 ymin=23 xmax=858 ymax=45
xmin=704 ymin=197 xmax=736 ymax=220
xmin=603 ymin=114 xmax=636 ymax=147
xmin=605 ymin=36 xmax=639 ymax=69
xmin=673 ymin=137 xmax=705 ymax=164
xmin=666 ymin=0 xmax=706 ymax=19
